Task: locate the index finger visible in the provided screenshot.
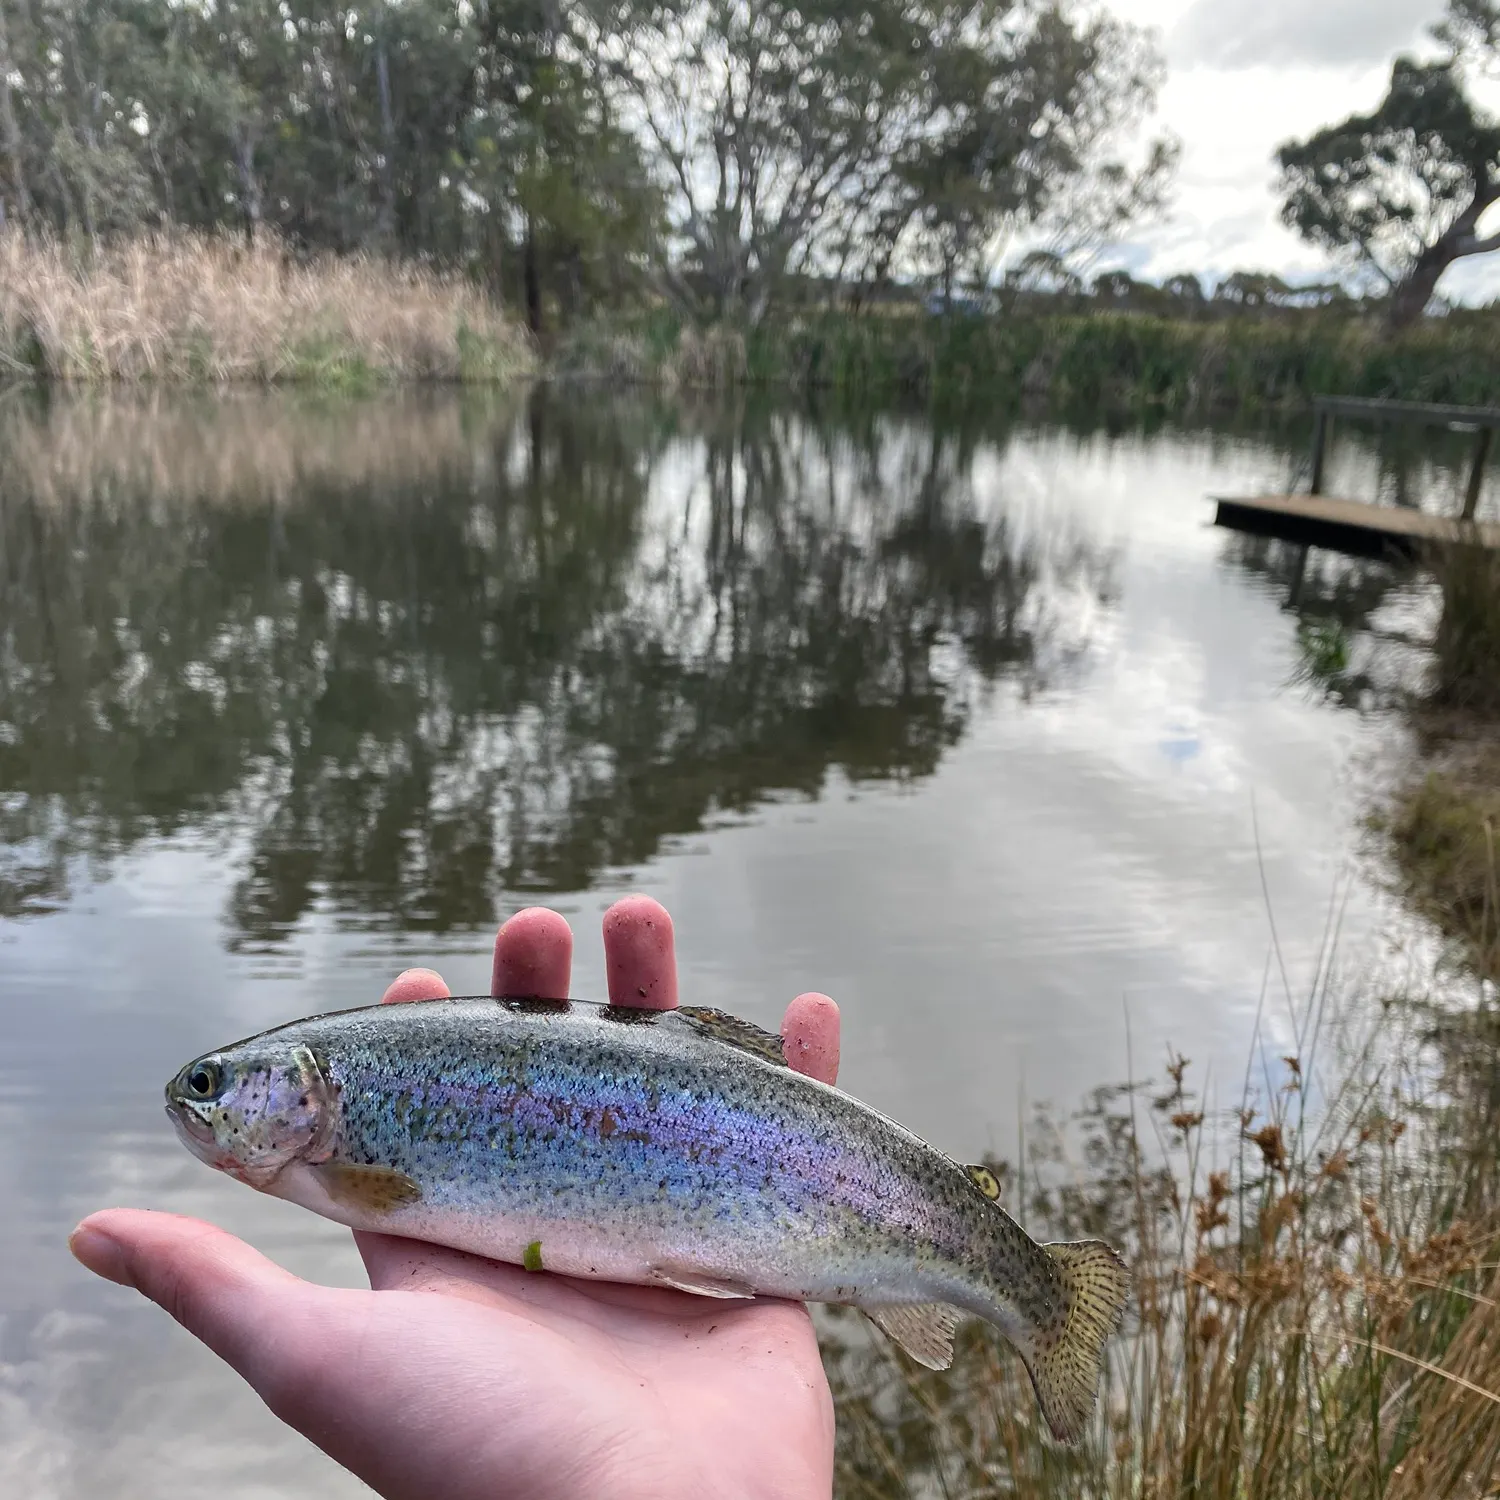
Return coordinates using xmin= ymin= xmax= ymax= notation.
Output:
xmin=492 ymin=907 xmax=573 ymax=1000
xmin=603 ymin=894 xmax=677 ymax=1009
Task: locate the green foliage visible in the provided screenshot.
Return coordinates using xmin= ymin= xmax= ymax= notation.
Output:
xmin=281 ymin=335 xmax=380 ymax=393
xmin=607 ymin=0 xmax=1172 ymax=320
xmin=566 ymin=306 xmax=1500 ymax=413
xmin=0 ymin=0 xmax=1174 ymax=329
xmin=1276 ymin=4 xmax=1500 ymax=326
xmin=1294 ymin=618 xmax=1352 ymax=692
xmin=0 ymin=0 xmax=660 ymax=329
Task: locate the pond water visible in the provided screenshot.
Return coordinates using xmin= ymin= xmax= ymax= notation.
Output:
xmin=0 ymin=386 xmax=1471 ymax=1496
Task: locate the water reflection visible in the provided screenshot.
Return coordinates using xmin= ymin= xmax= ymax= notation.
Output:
xmin=5 ymin=388 xmax=1466 ymax=1500
xmin=1221 ymin=532 xmax=1435 ymax=712
xmin=0 ymin=389 xmax=1116 ymax=944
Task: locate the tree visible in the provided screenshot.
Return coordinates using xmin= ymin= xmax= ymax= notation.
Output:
xmin=1006 ymin=249 xmax=1084 ymax=296
xmin=605 ymin=0 xmax=1173 ymax=320
xmin=0 ymin=0 xmax=1168 ymax=326
xmin=0 ymin=0 xmax=659 ymax=320
xmin=1434 ymin=1 xmax=1500 ymax=64
xmin=1276 ymin=12 xmax=1500 ymax=330
xmin=1162 ymin=272 xmax=1204 ymax=305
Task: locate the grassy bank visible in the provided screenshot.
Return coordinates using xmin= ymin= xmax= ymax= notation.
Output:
xmin=0 ymin=233 xmax=534 ymax=386
xmin=557 ymin=309 xmax=1500 ymax=413
xmin=9 ymin=232 xmax=1499 ymax=409
xmin=1387 ymin=738 xmax=1500 ymax=984
xmin=1378 ymin=544 xmax=1500 ymax=986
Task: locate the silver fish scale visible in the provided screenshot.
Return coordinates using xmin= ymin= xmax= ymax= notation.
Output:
xmin=231 ymin=997 xmax=1069 ymax=1326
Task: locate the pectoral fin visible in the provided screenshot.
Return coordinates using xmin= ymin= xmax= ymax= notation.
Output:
xmin=315 ymin=1162 xmax=422 ymax=1213
xmin=864 ymin=1302 xmax=965 ymax=1370
xmin=648 ymin=1264 xmax=757 ymax=1299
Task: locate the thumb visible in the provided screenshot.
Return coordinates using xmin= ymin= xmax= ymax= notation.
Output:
xmin=69 ymin=1208 xmax=321 ymax=1404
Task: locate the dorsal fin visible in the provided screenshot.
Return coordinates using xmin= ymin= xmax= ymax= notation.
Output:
xmin=966 ymin=1163 xmax=1003 ymax=1202
xmin=676 ymin=1006 xmax=788 ymax=1067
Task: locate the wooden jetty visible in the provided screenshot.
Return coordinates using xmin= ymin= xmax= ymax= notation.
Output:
xmin=1211 ymin=395 xmax=1500 ymax=560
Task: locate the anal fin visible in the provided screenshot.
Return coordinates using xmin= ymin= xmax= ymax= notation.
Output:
xmin=648 ymin=1263 xmax=757 ymax=1299
xmin=864 ymin=1302 xmax=964 ymax=1370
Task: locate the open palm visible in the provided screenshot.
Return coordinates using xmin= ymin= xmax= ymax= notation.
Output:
xmin=71 ymin=898 xmax=841 ymax=1500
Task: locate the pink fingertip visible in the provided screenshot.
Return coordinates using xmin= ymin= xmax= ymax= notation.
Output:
xmin=782 ymin=992 xmax=840 ymax=1085
xmin=493 ymin=907 xmax=573 ymax=1000
xmin=603 ymin=895 xmax=678 ymax=1010
xmin=380 ymin=968 xmax=452 ymax=1005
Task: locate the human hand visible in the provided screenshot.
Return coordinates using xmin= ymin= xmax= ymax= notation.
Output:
xmin=69 ymin=896 xmax=842 ymax=1500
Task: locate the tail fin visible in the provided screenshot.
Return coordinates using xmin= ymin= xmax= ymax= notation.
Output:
xmin=1025 ymin=1239 xmax=1129 ymax=1443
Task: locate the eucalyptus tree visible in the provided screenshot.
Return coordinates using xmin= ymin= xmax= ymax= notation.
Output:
xmin=601 ymin=0 xmax=1172 ymax=319
xmin=1277 ymin=2 xmax=1500 ymax=328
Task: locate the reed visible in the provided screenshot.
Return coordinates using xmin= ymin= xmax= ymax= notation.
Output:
xmin=559 ymin=308 xmax=1500 ymax=412
xmin=0 ymin=231 xmax=534 ymax=385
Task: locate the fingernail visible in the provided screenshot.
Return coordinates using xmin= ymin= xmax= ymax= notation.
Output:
xmin=69 ymin=1225 xmax=134 ymax=1288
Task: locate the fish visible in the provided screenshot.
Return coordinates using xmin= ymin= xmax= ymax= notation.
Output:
xmin=164 ymin=995 xmax=1129 ymax=1442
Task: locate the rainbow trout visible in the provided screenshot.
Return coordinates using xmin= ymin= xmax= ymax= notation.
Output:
xmin=165 ymin=996 xmax=1127 ymax=1441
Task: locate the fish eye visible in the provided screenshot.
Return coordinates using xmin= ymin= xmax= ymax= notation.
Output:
xmin=184 ymin=1061 xmax=222 ymax=1099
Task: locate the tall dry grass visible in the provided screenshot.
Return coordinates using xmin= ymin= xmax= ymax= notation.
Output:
xmin=0 ymin=231 xmax=534 ymax=384
xmin=827 ymin=966 xmax=1500 ymax=1499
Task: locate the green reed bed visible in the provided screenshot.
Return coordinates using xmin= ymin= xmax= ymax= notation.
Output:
xmin=1427 ymin=545 xmax=1500 ymax=720
xmin=557 ymin=308 xmax=1500 ymax=414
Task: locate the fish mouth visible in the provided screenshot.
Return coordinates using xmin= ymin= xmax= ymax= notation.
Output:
xmin=164 ymin=1089 xmax=227 ymax=1168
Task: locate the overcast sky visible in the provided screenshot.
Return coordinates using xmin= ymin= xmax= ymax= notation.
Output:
xmin=1084 ymin=0 xmax=1500 ymax=303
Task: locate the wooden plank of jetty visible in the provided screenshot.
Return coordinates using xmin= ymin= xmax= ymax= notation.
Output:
xmin=1210 ymin=492 xmax=1500 ymax=560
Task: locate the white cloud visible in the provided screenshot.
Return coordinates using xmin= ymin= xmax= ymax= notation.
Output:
xmin=1066 ymin=1 xmax=1500 ymax=303
xmin=1169 ymin=0 xmax=1438 ymax=69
